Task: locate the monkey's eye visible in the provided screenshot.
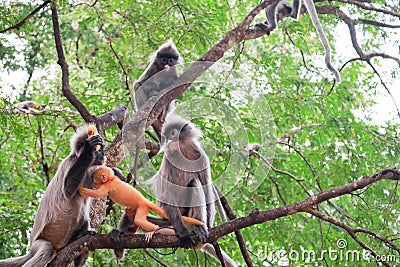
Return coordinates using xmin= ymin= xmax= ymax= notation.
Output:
xmin=161 ymin=58 xmax=168 ymax=64
xmin=169 ymin=128 xmax=178 ymax=139
xmin=168 ymin=58 xmax=175 ymax=65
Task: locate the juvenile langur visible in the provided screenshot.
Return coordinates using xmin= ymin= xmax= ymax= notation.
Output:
xmin=134 ymin=40 xmax=182 ymax=110
xmin=256 ymin=0 xmax=341 ymax=83
xmin=0 ymin=125 xmax=105 ymax=267
xmin=79 ymin=166 xmax=204 ymax=242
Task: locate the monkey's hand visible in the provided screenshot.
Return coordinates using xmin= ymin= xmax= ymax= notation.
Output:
xmin=145 ymin=231 xmax=155 ymax=243
xmin=254 ymin=22 xmax=273 ymax=34
xmin=82 ymin=135 xmax=103 ymax=156
xmin=193 ymin=225 xmax=208 ymax=243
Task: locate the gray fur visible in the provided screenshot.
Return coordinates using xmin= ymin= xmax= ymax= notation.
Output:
xmin=134 ymin=40 xmax=182 ymax=110
xmin=152 ymin=112 xmax=236 ymax=266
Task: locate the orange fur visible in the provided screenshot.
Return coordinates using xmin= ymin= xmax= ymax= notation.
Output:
xmin=79 ymin=166 xmax=204 ymax=241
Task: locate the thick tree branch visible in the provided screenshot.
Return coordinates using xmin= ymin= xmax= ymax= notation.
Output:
xmin=0 ymin=0 xmax=51 ymax=33
xmin=121 ymin=0 xmax=274 ymax=153
xmin=49 ymin=167 xmax=400 ymax=266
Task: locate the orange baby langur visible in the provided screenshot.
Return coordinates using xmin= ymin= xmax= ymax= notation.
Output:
xmin=79 ymin=166 xmax=204 ymax=242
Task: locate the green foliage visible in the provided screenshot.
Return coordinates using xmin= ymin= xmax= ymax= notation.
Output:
xmin=0 ymin=0 xmax=399 ymax=266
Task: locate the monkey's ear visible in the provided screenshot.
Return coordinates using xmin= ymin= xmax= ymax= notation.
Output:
xmin=182 ymin=123 xmax=190 ymax=131
xmin=101 ymin=173 xmax=108 ymax=183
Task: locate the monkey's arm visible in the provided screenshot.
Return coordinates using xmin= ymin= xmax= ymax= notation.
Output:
xmin=64 ymin=135 xmax=103 ymax=198
xmin=78 ymin=186 xmax=109 ymax=199
xmin=255 ymin=0 xmax=291 ymax=33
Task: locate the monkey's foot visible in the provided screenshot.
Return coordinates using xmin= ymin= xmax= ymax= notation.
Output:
xmin=145 ymin=231 xmax=155 ymax=243
xmin=85 ymin=230 xmax=97 ymax=236
xmin=109 ymin=229 xmax=123 ymax=244
xmin=193 ymin=225 xmax=208 ymax=243
xmin=254 ymin=23 xmax=273 ymax=35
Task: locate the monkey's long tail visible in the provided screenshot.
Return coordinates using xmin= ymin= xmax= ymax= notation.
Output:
xmin=203 ymin=244 xmax=238 ymax=267
xmin=0 ymin=255 xmax=31 ymax=267
xmin=304 ymin=0 xmax=341 ymax=83
xmin=0 ymin=239 xmax=54 ymax=267
xmin=148 ymin=202 xmax=204 ymax=226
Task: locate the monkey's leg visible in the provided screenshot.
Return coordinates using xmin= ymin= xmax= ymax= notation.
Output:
xmin=186 ymin=179 xmax=208 ymax=244
xmin=289 ymin=0 xmax=300 ymax=19
xmin=112 ymin=209 xmax=139 ymax=260
xmin=255 ymin=1 xmax=293 ymax=33
xmin=255 ymin=0 xmax=283 ymax=32
xmin=134 ymin=206 xmax=161 ymax=243
xmin=161 ymin=203 xmax=194 ymax=248
xmin=21 ymin=239 xmax=54 ymax=267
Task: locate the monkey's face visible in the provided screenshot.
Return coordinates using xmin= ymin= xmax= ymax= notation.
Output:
xmin=161 ymin=123 xmax=189 ymax=152
xmin=161 ymin=119 xmax=208 ymax=172
xmin=156 ymin=54 xmax=179 ymax=70
xmin=93 ymin=145 xmax=106 ymax=165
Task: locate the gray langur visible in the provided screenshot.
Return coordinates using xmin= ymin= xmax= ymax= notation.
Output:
xmin=111 ymin=113 xmax=236 ymax=266
xmin=256 ymin=0 xmax=341 ymax=83
xmin=154 ymin=113 xmax=237 ymax=266
xmin=0 ymin=125 xmax=105 ymax=267
xmin=134 ymin=39 xmax=182 ymax=110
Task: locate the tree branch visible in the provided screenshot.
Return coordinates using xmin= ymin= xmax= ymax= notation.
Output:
xmin=0 ymin=0 xmax=51 ymax=33
xmin=305 ymin=208 xmax=399 ymax=267
xmin=48 ymin=167 xmax=400 ymax=266
xmin=121 ymin=0 xmax=274 ymax=153
xmin=51 ymin=2 xmax=95 ymax=122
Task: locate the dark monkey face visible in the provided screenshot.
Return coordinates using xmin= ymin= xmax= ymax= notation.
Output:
xmin=155 ymin=52 xmax=179 ymax=70
xmin=77 ymin=139 xmax=106 ymax=165
xmin=93 ymin=145 xmax=106 ymax=165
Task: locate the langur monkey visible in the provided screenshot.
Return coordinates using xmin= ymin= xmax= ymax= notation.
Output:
xmin=79 ymin=166 xmax=204 ymax=242
xmin=154 ymin=112 xmax=237 ymax=266
xmin=0 ymin=125 xmax=105 ymax=267
xmin=134 ymin=39 xmax=182 ymax=110
xmin=112 ymin=112 xmax=236 ymax=266
xmin=256 ymin=0 xmax=341 ymax=83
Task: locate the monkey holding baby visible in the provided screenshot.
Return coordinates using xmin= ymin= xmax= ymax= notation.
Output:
xmin=0 ymin=125 xmax=105 ymax=267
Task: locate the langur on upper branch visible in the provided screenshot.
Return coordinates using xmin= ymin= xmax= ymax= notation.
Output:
xmin=256 ymin=0 xmax=341 ymax=83
xmin=0 ymin=125 xmax=105 ymax=267
xmin=134 ymin=39 xmax=182 ymax=110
